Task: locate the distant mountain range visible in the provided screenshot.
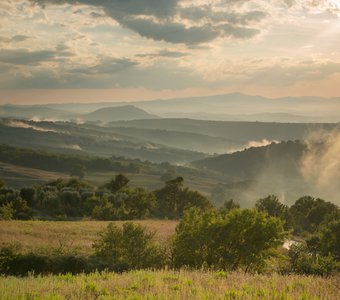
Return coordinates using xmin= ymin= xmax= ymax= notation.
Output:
xmin=2 ymin=93 xmax=340 ymax=123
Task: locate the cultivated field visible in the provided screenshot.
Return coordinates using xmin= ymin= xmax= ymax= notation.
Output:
xmin=1 ymin=269 xmax=339 ymax=300
xmin=0 ymin=220 xmax=178 ymax=254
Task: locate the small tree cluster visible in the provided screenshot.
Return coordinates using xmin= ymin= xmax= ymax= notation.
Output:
xmin=172 ymin=208 xmax=287 ymax=273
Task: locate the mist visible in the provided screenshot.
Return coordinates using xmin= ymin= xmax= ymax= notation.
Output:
xmin=300 ymin=127 xmax=340 ymax=203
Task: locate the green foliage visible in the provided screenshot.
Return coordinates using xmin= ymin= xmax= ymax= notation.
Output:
xmin=123 ymin=188 xmax=156 ymax=219
xmin=290 ymin=196 xmax=339 ymax=233
xmin=154 ymin=177 xmax=212 ymax=218
xmin=0 ymin=202 xmax=14 ymax=220
xmin=20 ymin=187 xmax=36 ymax=207
xmin=0 ymin=245 xmax=91 ymax=276
xmin=255 ymin=195 xmax=292 ymax=229
xmin=317 ymin=219 xmax=340 ymax=260
xmin=220 ymin=199 xmax=240 ymax=213
xmin=286 ymin=243 xmax=339 ymax=277
xmin=0 ymin=144 xmax=143 ymax=174
xmin=172 ymin=208 xmax=287 ymax=272
xmin=102 ymin=174 xmax=130 ymax=193
xmin=93 ymin=222 xmax=164 ymax=271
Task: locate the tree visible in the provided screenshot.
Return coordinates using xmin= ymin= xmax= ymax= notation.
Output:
xmin=255 ymin=195 xmax=291 ymax=229
xmin=290 ymin=196 xmax=339 ymax=233
xmin=154 ymin=177 xmax=212 ymax=218
xmin=123 ymin=188 xmax=156 ymax=219
xmin=286 ymin=243 xmax=338 ymax=276
xmin=0 ymin=203 xmax=14 ymax=220
xmin=103 ymin=174 xmax=130 ymax=193
xmin=20 ymin=187 xmax=36 ymax=207
xmin=256 ymin=195 xmax=287 ymax=217
xmin=172 ymin=208 xmax=287 ymax=272
xmin=93 ymin=222 xmax=164 ymax=270
xmin=220 ymin=199 xmax=240 ymax=213
xmin=313 ymin=219 xmax=340 ymax=260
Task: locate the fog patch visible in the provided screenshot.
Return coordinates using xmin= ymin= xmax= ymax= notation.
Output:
xmin=227 ymin=139 xmax=279 ymax=153
xmin=300 ymin=127 xmax=340 ymax=201
xmin=64 ymin=144 xmax=82 ymax=151
xmin=30 ymin=116 xmax=65 ymax=122
xmin=3 ymin=119 xmax=58 ymax=133
xmin=246 ymin=139 xmax=279 ymax=148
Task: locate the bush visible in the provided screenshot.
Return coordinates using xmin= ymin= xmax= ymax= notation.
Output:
xmin=172 ymin=208 xmax=287 ymax=273
xmin=93 ymin=222 xmax=165 ymax=271
xmin=286 ymin=243 xmax=339 ymax=277
xmin=0 ymin=245 xmax=91 ymax=276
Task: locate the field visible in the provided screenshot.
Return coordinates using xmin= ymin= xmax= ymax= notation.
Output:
xmin=1 ymin=270 xmax=339 ymax=300
xmin=1 ymin=221 xmax=339 ymax=299
xmin=0 ymin=162 xmax=65 ymax=189
xmin=0 ymin=162 xmax=218 ymax=196
xmin=0 ymin=220 xmax=178 ymax=254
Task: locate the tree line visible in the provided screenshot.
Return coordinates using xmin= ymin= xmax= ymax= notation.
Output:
xmin=0 ymin=175 xmax=211 ymax=221
xmin=0 ymin=175 xmax=339 ymax=276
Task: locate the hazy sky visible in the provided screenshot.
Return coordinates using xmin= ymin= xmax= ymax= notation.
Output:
xmin=1 ymin=0 xmax=340 ymax=104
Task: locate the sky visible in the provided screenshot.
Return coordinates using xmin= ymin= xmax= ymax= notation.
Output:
xmin=1 ymin=0 xmax=340 ymax=104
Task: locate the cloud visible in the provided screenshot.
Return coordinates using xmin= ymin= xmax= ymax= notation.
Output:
xmin=29 ymin=0 xmax=265 ymax=45
xmin=136 ymin=49 xmax=188 ymax=58
xmin=69 ymin=57 xmax=137 ymax=75
xmin=120 ymin=17 xmax=220 ymax=45
xmin=0 ymin=48 xmax=72 ymax=65
xmin=0 ymin=54 xmax=205 ymax=90
xmin=0 ymin=35 xmax=32 ymax=44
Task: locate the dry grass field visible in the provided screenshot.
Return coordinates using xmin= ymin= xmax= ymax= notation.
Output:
xmin=1 ymin=220 xmax=339 ymax=299
xmin=0 ymin=220 xmax=178 ymax=254
xmin=1 ymin=269 xmax=339 ymax=300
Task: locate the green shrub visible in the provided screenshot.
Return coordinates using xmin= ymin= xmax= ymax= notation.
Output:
xmin=286 ymin=243 xmax=339 ymax=277
xmin=172 ymin=208 xmax=287 ymax=272
xmin=93 ymin=222 xmax=165 ymax=271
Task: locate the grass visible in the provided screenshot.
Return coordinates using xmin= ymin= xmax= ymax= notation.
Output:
xmin=0 ymin=220 xmax=178 ymax=254
xmin=0 ymin=269 xmax=339 ymax=299
xmin=0 ymin=162 xmax=219 ymax=196
xmin=1 ymin=220 xmax=339 ymax=299
xmin=0 ymin=162 xmax=65 ymax=189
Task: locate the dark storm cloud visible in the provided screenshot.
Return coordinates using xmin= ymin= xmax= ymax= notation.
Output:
xmin=120 ymin=17 xmax=220 ymax=45
xmin=0 ymin=48 xmax=72 ymax=65
xmin=29 ymin=0 xmax=264 ymax=45
xmin=30 ymin=0 xmax=178 ymax=19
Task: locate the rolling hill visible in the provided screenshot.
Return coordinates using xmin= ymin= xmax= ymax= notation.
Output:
xmin=109 ymin=118 xmax=337 ymax=142
xmin=84 ymin=105 xmax=159 ymax=123
xmin=192 ymin=140 xmax=305 ymax=179
xmin=0 ymin=119 xmax=207 ymax=164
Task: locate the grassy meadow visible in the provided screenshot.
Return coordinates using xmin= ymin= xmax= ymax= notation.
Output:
xmin=1 ymin=269 xmax=339 ymax=300
xmin=0 ymin=161 xmax=217 ymax=196
xmin=1 ymin=220 xmax=339 ymax=299
xmin=0 ymin=220 xmax=178 ymax=254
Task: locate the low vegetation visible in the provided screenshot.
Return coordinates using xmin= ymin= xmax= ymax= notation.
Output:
xmin=0 ymin=174 xmax=339 ymax=298
xmin=1 ymin=270 xmax=339 ymax=300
